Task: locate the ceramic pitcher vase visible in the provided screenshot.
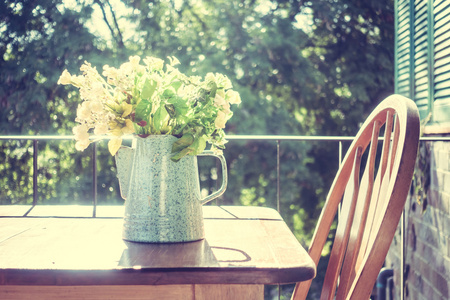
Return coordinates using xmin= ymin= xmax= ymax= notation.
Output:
xmin=115 ymin=135 xmax=227 ymax=243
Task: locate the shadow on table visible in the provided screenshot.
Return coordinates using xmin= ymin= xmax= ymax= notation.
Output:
xmin=118 ymin=239 xmax=252 ymax=269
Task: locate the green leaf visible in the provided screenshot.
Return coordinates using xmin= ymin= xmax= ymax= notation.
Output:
xmin=191 ymin=136 xmax=207 ymax=155
xmin=135 ymin=99 xmax=152 ymax=123
xmin=170 ymin=134 xmax=206 ymax=162
xmin=141 ymin=78 xmax=157 ymax=99
xmin=170 ymin=147 xmax=193 ymax=162
xmin=170 ymin=80 xmax=182 ymax=91
xmin=197 ymin=88 xmax=207 ymax=103
xmin=168 ymin=97 xmax=190 ymax=116
xmin=165 ymin=104 xmax=176 ymax=118
xmin=153 ymin=104 xmax=170 ymax=132
xmin=207 ymin=81 xmax=217 ymax=99
xmin=162 ymin=88 xmax=176 ymax=99
xmin=171 ymin=133 xmax=194 ymax=153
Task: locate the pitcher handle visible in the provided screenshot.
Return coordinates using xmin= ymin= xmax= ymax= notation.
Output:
xmin=198 ymin=150 xmax=228 ymax=205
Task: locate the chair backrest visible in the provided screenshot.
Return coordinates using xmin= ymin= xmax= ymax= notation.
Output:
xmin=292 ymin=95 xmax=420 ymax=300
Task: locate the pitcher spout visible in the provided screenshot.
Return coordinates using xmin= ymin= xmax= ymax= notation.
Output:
xmin=115 ymin=146 xmax=135 ymax=200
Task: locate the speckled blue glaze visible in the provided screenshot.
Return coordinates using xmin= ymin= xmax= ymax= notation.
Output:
xmin=115 ymin=135 xmax=227 ymax=243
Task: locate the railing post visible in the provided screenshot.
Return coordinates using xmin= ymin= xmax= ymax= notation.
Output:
xmin=276 ymin=139 xmax=281 ymax=213
xmin=24 ymin=139 xmax=39 ymax=216
xmin=338 ymin=141 xmax=343 ymax=215
xmin=401 ymin=209 xmax=404 ymax=300
xmin=92 ymin=141 xmax=97 ymax=217
xmin=277 ymin=138 xmax=281 ymax=299
xmin=216 ymin=158 xmax=220 ymax=205
xmin=33 ymin=139 xmax=38 ymax=206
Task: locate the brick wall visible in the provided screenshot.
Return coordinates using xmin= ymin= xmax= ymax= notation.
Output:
xmin=385 ymin=140 xmax=450 ymax=300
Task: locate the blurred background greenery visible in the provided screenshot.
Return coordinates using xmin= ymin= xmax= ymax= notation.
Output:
xmin=0 ymin=0 xmax=394 ymax=298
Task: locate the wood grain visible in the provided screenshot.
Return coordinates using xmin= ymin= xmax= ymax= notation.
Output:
xmin=0 ymin=205 xmax=31 ymax=217
xmin=194 ymin=284 xmax=263 ymax=300
xmin=0 ymin=284 xmax=264 ymax=300
xmin=0 ymin=285 xmax=195 ymax=300
xmin=0 ymin=206 xmax=315 ymax=287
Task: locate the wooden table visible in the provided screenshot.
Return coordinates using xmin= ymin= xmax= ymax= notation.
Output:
xmin=0 ymin=205 xmax=316 ymax=300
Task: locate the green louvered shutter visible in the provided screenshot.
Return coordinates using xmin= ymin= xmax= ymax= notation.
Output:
xmin=395 ymin=0 xmax=412 ymax=97
xmin=396 ymin=0 xmax=450 ymax=127
xmin=433 ymin=0 xmax=450 ymax=123
xmin=413 ymin=0 xmax=430 ymax=120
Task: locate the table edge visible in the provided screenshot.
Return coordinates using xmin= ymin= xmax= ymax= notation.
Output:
xmin=0 ymin=265 xmax=316 ymax=285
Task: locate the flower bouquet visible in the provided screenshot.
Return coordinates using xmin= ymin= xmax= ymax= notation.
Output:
xmin=58 ymin=56 xmax=241 ymax=161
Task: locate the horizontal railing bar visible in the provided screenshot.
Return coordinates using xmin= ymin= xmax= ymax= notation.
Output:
xmin=226 ymin=135 xmax=355 ymax=141
xmin=419 ymin=136 xmax=450 ymax=141
xmin=227 ymin=136 xmax=450 ymax=142
xmin=0 ymin=135 xmax=74 ymax=140
xmin=0 ymin=135 xmax=355 ymax=141
xmin=0 ymin=135 xmax=448 ymax=142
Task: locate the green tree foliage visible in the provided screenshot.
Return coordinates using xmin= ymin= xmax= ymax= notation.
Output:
xmin=1 ymin=1 xmax=394 ymax=296
xmin=306 ymin=0 xmax=395 ymax=135
xmin=0 ymin=0 xmax=117 ymax=204
xmin=0 ymin=0 xmax=101 ymax=133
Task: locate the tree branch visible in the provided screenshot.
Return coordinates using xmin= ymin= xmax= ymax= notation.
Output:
xmin=93 ymin=0 xmax=124 ymax=48
xmin=105 ymin=0 xmax=124 ymax=48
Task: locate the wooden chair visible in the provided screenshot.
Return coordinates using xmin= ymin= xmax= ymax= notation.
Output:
xmin=292 ymin=95 xmax=420 ymax=300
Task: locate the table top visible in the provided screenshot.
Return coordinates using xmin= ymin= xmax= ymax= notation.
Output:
xmin=0 ymin=205 xmax=316 ymax=286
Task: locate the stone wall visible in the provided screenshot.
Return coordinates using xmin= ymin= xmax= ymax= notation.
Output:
xmin=385 ymin=140 xmax=450 ymax=300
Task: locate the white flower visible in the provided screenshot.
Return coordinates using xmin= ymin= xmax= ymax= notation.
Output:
xmin=91 ymin=82 xmax=105 ymax=96
xmin=94 ymin=122 xmax=109 ymax=135
xmin=106 ymin=77 xmax=115 ymax=85
xmin=80 ymin=62 xmax=92 ymax=73
xmin=205 ymin=72 xmax=216 ymax=83
xmin=129 ymin=56 xmax=141 ymax=66
xmin=211 ymin=146 xmax=223 ymax=156
xmin=70 ymin=75 xmax=84 ymax=88
xmin=119 ymin=62 xmax=133 ymax=74
xmin=226 ymin=90 xmax=241 ymax=105
xmin=102 ymin=65 xmax=119 ymax=80
xmin=73 ymin=124 xmax=91 ymax=151
xmin=222 ymin=103 xmax=232 ymax=115
xmin=80 ymin=62 xmax=100 ymax=80
xmin=188 ymin=76 xmax=202 ymax=85
xmin=77 ymin=102 xmax=92 ymax=121
xmin=79 ymin=87 xmax=90 ymax=102
xmin=166 ymin=64 xmax=182 ymax=77
xmin=75 ymin=139 xmax=90 ymax=151
xmin=58 ymin=70 xmax=72 ymax=85
xmin=218 ymin=74 xmax=232 ymax=90
xmin=178 ymin=84 xmax=195 ymax=98
xmin=215 ymin=110 xmax=227 ymax=129
xmin=167 ymin=56 xmax=180 ymax=66
xmin=89 ymin=101 xmax=103 ymax=114
xmin=214 ymin=89 xmax=226 ymax=107
xmin=73 ymin=124 xmax=89 ymax=139
xmin=59 ymin=55 xmax=241 ymax=158
xmin=144 ymin=57 xmax=164 ymax=70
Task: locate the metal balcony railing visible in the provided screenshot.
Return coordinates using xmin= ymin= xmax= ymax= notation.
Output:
xmin=1 ymin=134 xmax=449 ymax=215
xmin=1 ymin=134 xmax=450 ymax=300
xmin=0 ymin=135 xmax=357 ymax=216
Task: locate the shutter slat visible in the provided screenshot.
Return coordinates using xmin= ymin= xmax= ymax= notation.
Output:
xmin=434 ymin=0 xmax=450 ymax=16
xmin=435 ymin=58 xmax=450 ymax=70
xmin=435 ymin=71 xmax=450 ymax=84
xmin=396 ymin=0 xmax=411 ymax=98
xmin=433 ymin=0 xmax=450 ymax=124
